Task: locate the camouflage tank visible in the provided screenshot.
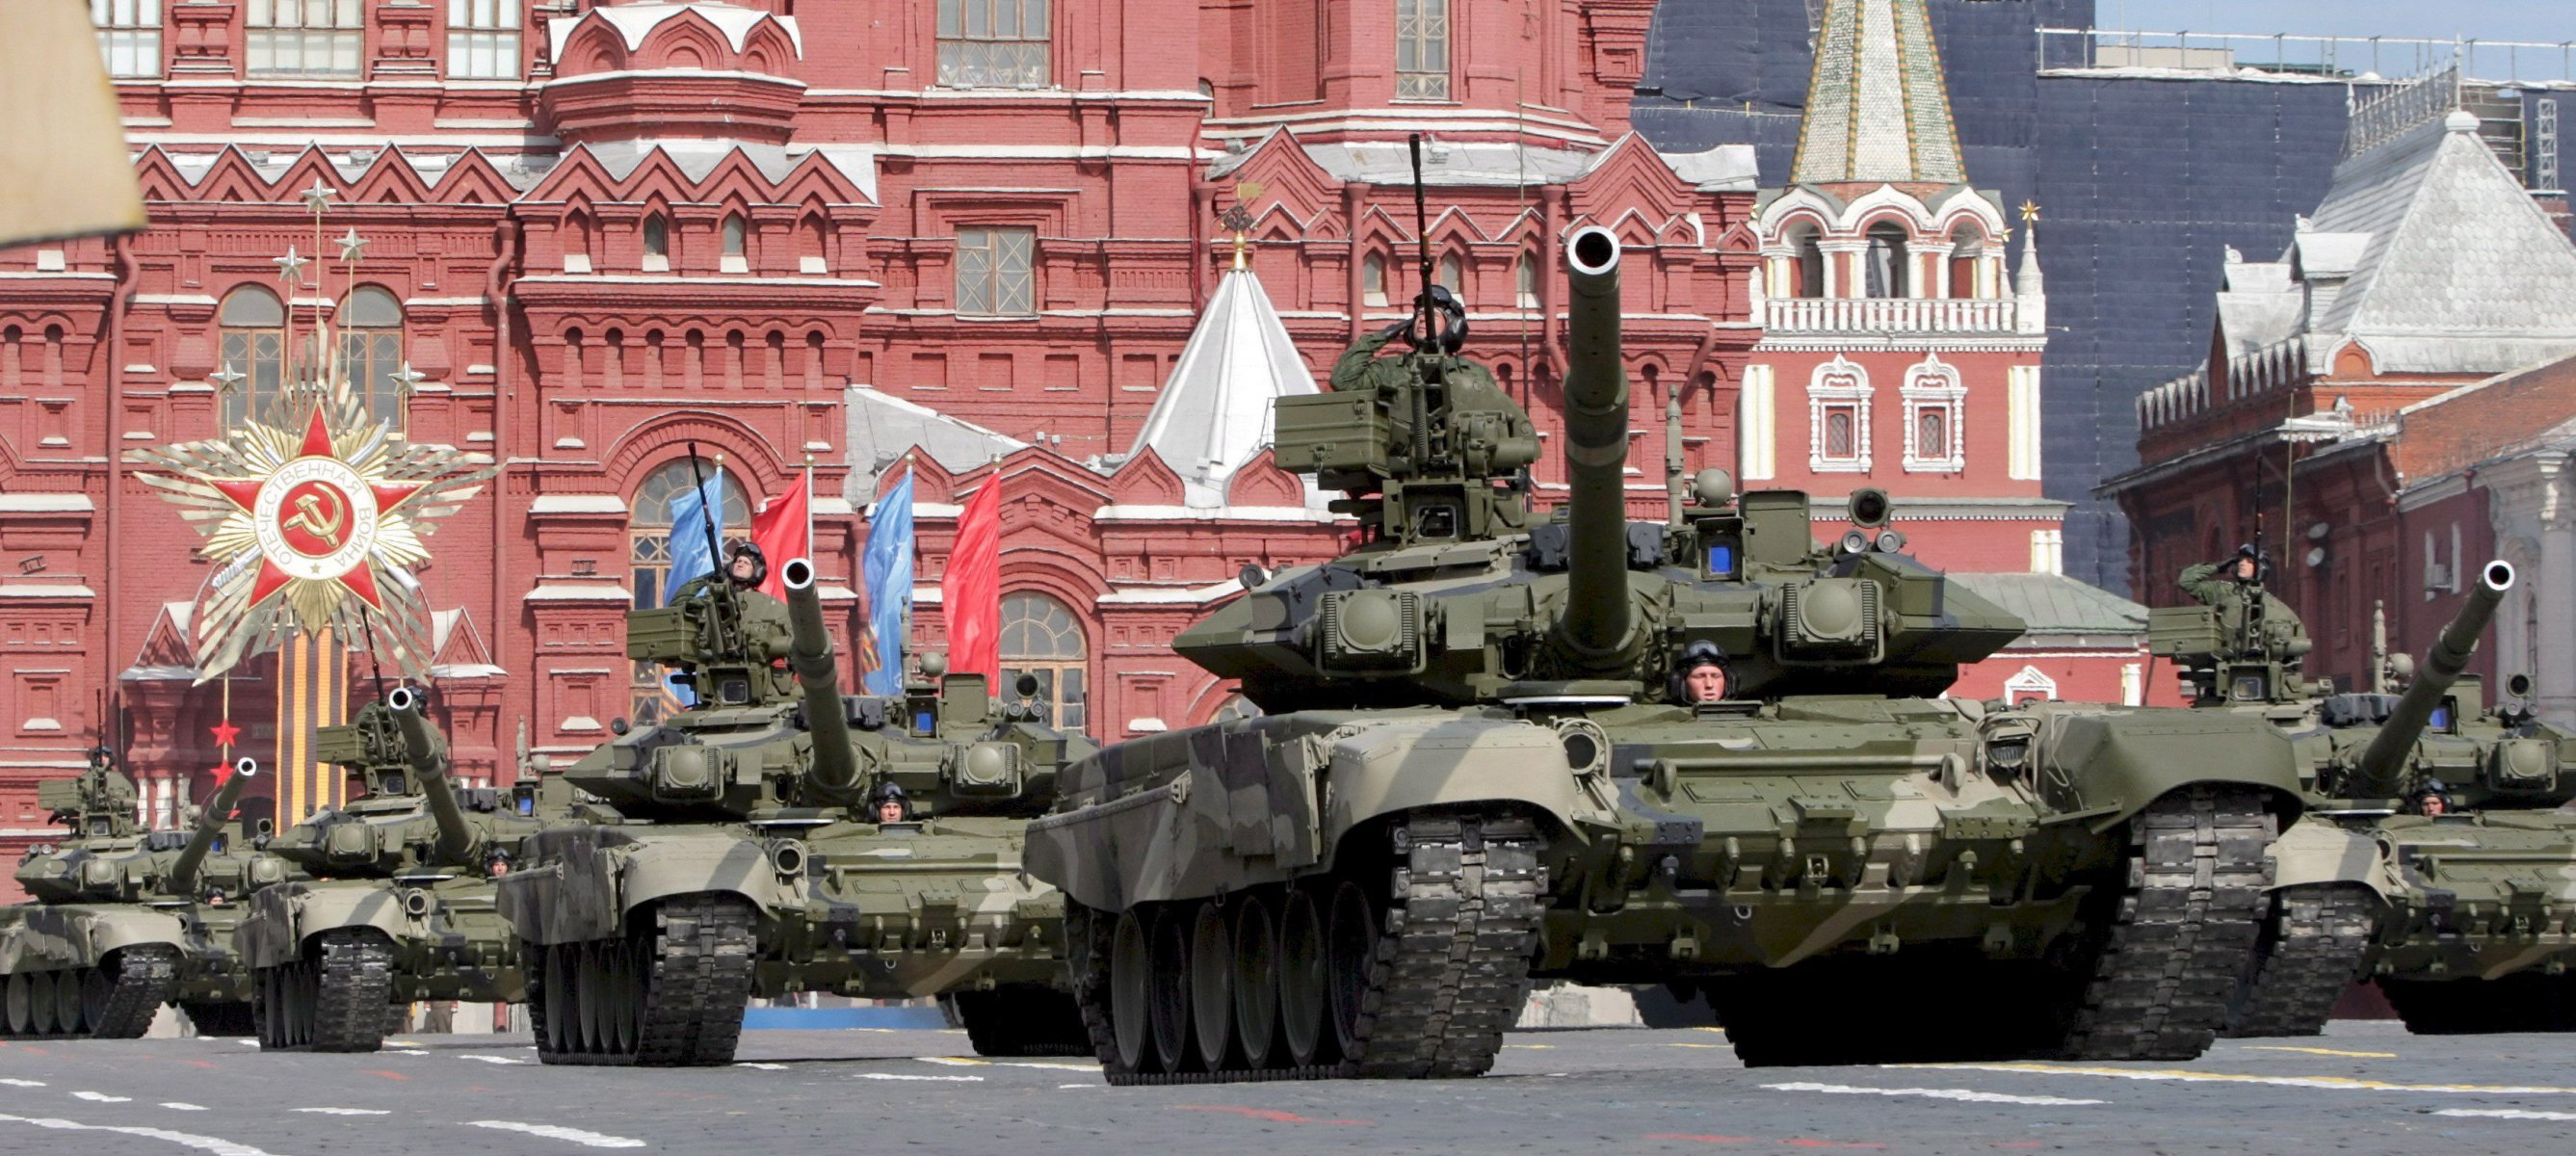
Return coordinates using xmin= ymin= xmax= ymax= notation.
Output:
xmin=497 ymin=554 xmax=1095 ymax=1065
xmin=1 ymin=752 xmax=278 ymax=1038
xmin=239 ymin=688 xmax=559 ymax=1051
xmin=2161 ymin=559 xmax=2576 ymax=1036
xmin=1025 ymin=226 xmax=2320 ymax=1082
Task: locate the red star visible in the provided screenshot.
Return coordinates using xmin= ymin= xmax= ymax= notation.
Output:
xmin=210 ymin=762 xmax=235 ymax=788
xmin=209 ymin=720 xmax=241 ymax=748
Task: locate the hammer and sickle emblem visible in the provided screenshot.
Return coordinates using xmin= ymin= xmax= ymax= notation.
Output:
xmin=283 ymin=487 xmax=347 ymax=548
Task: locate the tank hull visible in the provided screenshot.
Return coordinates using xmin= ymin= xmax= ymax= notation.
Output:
xmin=1027 ymin=697 xmax=2307 ymax=1079
xmin=0 ymin=902 xmax=192 ymax=1038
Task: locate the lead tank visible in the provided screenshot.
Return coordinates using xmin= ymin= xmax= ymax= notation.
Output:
xmin=1025 ymin=227 xmax=2316 ymax=1082
xmin=240 ymin=688 xmax=560 ymax=1051
xmin=1 ymin=753 xmax=279 ymax=1038
xmin=497 ymin=557 xmax=1095 ymax=1065
xmin=2162 ymin=560 xmax=2576 ymax=1035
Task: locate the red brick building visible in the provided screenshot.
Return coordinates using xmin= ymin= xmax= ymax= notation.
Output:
xmin=2105 ymin=76 xmax=2576 ymax=706
xmin=0 ymin=0 xmax=2151 ymax=881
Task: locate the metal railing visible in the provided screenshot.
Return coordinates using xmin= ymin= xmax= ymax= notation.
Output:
xmin=2038 ymin=27 xmax=2576 ymax=85
xmin=1764 ymin=296 xmax=2017 ymax=334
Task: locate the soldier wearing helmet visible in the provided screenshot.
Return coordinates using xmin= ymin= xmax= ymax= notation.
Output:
xmin=1670 ymin=642 xmax=1733 ymax=706
xmin=871 ymin=782 xmax=910 ymax=825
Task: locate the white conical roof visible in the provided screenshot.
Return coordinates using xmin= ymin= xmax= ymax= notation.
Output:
xmin=1129 ymin=265 xmax=1321 ymax=507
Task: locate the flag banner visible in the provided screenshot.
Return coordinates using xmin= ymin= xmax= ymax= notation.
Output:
xmin=275 ymin=627 xmax=348 ymax=826
xmin=943 ymin=477 xmax=1002 ymax=682
xmin=859 ymin=471 xmax=915 ymax=696
xmin=749 ymin=471 xmax=811 ymax=602
xmin=663 ymin=470 xmax=725 ymax=706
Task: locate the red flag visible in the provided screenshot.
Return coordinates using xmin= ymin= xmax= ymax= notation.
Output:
xmin=749 ymin=472 xmax=811 ymax=602
xmin=942 ymin=477 xmax=1002 ymax=681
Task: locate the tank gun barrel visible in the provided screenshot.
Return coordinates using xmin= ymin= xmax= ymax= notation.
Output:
xmin=1553 ymin=225 xmax=1636 ymax=670
xmin=782 ymin=559 xmax=860 ymax=796
xmin=2358 ymin=560 xmax=2514 ymax=795
xmin=388 ymin=687 xmax=478 ymax=865
xmin=168 ymin=757 xmax=256 ymax=895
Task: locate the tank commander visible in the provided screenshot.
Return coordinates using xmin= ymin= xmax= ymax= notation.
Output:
xmin=2178 ymin=544 xmax=2308 ymax=657
xmin=666 ymin=541 xmax=792 ymax=665
xmin=2411 ymin=779 xmax=2453 ymax=817
xmin=1329 ymin=285 xmax=1516 ymax=418
xmin=1671 ymin=642 xmax=1733 ymax=705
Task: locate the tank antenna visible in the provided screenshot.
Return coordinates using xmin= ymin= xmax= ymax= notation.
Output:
xmin=355 ymin=606 xmax=391 ymax=705
xmin=684 ymin=440 xmax=724 ymax=584
xmin=1408 ymin=133 xmax=1434 ymax=353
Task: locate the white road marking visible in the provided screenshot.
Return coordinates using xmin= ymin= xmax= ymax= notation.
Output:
xmin=0 ymin=1079 xmax=43 ymax=1088
xmin=1057 ymin=1083 xmax=1094 ymax=1090
xmin=854 ymin=1072 xmax=983 ymax=1082
xmin=733 ymin=1063 xmax=788 ymax=1070
xmin=292 ymin=1107 xmax=391 ymax=1116
xmin=920 ymin=1057 xmax=1091 ymax=1072
xmin=466 ymin=1120 xmax=648 ymax=1148
xmin=1903 ymin=1063 xmax=2576 ymax=1096
xmin=2433 ymin=1109 xmax=2576 ymax=1122
xmin=0 ymin=1111 xmax=280 ymax=1156
xmin=161 ymin=1103 xmax=209 ymax=1112
xmin=455 ymin=1055 xmax=527 ymax=1065
xmin=1764 ymin=1081 xmax=2106 ymax=1107
xmin=72 ymin=1091 xmax=133 ymax=1103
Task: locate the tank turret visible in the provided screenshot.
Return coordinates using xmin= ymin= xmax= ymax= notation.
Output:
xmin=166 ymin=757 xmax=258 ymax=897
xmin=1180 ymin=224 xmax=2022 ymax=710
xmin=386 ymin=687 xmax=478 ymax=864
xmin=2354 ymin=560 xmax=2515 ymax=797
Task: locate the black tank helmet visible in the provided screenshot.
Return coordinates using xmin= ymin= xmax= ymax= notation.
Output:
xmin=1411 ymin=284 xmax=1469 ymax=354
xmin=870 ymin=781 xmax=909 ymax=819
xmin=727 ymin=541 xmax=769 ymax=589
xmin=1668 ymin=641 xmax=1729 ymax=703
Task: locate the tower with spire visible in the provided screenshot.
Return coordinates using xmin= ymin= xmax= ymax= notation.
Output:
xmin=1738 ymin=0 xmax=2142 ymax=707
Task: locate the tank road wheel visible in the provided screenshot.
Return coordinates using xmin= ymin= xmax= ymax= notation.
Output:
xmin=577 ymin=941 xmax=607 ymax=1053
xmin=1275 ymin=889 xmax=1331 ymax=1067
xmin=607 ymin=941 xmax=643 ymax=1055
xmin=1188 ymin=903 xmax=1237 ymax=1069
xmin=4 ymin=973 xmax=32 ymax=1036
xmin=2055 ymin=786 xmax=2275 ymax=1062
xmin=1108 ymin=909 xmax=1153 ymax=1074
xmin=534 ymin=942 xmax=572 ymax=1059
xmin=26 ymin=972 xmax=60 ymax=1036
xmin=1324 ymin=880 xmax=1376 ymax=1061
xmin=308 ymin=931 xmax=397 ymax=1053
xmin=2223 ymin=884 xmax=2380 ymax=1038
xmin=1145 ymin=907 xmax=1196 ymax=1073
xmin=51 ymin=971 xmax=85 ymax=1036
xmin=80 ymin=945 xmax=177 ymax=1039
xmin=1230 ymin=894 xmax=1280 ymax=1068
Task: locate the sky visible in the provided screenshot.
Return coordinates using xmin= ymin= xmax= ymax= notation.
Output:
xmin=2108 ymin=2 xmax=2571 ymax=45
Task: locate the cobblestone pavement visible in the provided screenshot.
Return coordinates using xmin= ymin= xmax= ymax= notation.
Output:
xmin=0 ymin=1021 xmax=2567 ymax=1155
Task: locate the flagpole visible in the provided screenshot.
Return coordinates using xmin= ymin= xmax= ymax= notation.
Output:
xmin=803 ymin=452 xmax=815 ymax=561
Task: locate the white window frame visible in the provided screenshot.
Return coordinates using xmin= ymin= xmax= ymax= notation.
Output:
xmin=2004 ymin=665 xmax=2058 ymax=705
xmin=1900 ymin=354 xmax=1966 ymax=473
xmin=1394 ymin=0 xmax=1452 ymax=101
xmin=247 ymin=0 xmax=363 ymax=80
xmin=446 ymin=0 xmax=521 ymax=80
xmin=956 ymin=226 xmax=1037 ymax=318
xmin=936 ymin=0 xmax=1052 ymax=90
xmin=1806 ymin=355 xmax=1872 ymax=473
xmin=92 ymin=0 xmax=163 ymax=79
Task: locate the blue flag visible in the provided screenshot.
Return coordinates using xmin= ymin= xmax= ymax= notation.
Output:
xmin=663 ymin=469 xmax=725 ymax=706
xmin=860 ymin=470 xmax=915 ymax=696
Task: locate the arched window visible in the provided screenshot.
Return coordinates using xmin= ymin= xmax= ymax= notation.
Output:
xmin=1435 ymin=252 xmax=1462 ymax=297
xmin=218 ymin=285 xmax=286 ymax=426
xmin=1864 ymin=222 xmax=1909 ymax=299
xmin=333 ymin=285 xmax=404 ymax=426
xmin=1000 ymin=592 xmax=1087 ymax=733
xmin=1915 ymin=407 xmax=1948 ymax=460
xmin=1513 ymin=250 xmax=1538 ymax=308
xmin=1786 ymin=223 xmax=1825 ymax=299
xmin=1360 ymin=251 xmax=1388 ymax=307
xmin=721 ymin=213 xmax=748 ymax=273
xmin=628 ymin=460 xmax=755 ymax=724
xmin=643 ymin=213 xmax=670 ymax=270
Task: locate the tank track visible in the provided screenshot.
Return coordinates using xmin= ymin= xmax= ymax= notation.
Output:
xmin=533 ymin=895 xmax=755 ymax=1066
xmin=0 ymin=946 xmax=179 ymax=1040
xmin=2221 ymin=884 xmax=2379 ymax=1038
xmin=1072 ymin=809 xmax=1542 ymax=1085
xmin=951 ymin=985 xmax=1093 ymax=1057
xmin=255 ymin=931 xmax=397 ymax=1053
xmin=2056 ymin=786 xmax=2275 ymax=1061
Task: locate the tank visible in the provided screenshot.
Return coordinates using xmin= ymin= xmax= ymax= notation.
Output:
xmin=237 ymin=689 xmax=559 ymax=1052
xmin=1025 ymin=225 xmax=2319 ymax=1083
xmin=2163 ymin=560 xmax=2576 ymax=1036
xmin=496 ymin=555 xmax=1097 ymax=1065
xmin=1 ymin=753 xmax=282 ymax=1038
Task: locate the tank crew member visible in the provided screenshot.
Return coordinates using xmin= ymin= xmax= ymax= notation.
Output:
xmin=2179 ymin=544 xmax=2308 ymax=658
xmin=1671 ymin=642 xmax=1732 ymax=705
xmin=871 ymin=782 xmax=909 ymax=825
xmin=1329 ymin=286 xmax=1522 ymax=430
xmin=2411 ymin=779 xmax=2453 ymax=817
xmin=204 ymin=886 xmax=229 ymax=906
xmin=484 ymin=846 xmax=514 ymax=877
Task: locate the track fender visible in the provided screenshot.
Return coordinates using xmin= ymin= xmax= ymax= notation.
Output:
xmin=1320 ymin=716 xmax=1584 ymax=851
xmin=2036 ymin=712 xmax=2306 ymax=831
xmin=499 ymin=827 xmax=791 ymax=945
xmin=1 ymin=906 xmax=182 ymax=972
xmin=240 ymin=882 xmax=406 ymax=969
xmin=2266 ymin=820 xmax=2399 ymax=902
